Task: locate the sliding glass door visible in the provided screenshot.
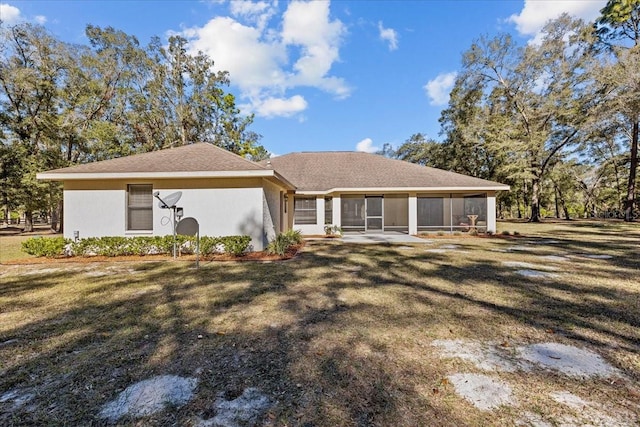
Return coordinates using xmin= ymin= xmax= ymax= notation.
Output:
xmin=365 ymin=196 xmax=383 ymax=231
xmin=341 ymin=196 xmax=365 ymax=231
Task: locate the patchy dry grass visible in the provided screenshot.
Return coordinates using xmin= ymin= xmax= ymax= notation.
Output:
xmin=0 ymin=235 xmax=37 ymax=263
xmin=0 ymin=225 xmax=58 ymax=263
xmin=0 ymin=220 xmax=639 ymax=426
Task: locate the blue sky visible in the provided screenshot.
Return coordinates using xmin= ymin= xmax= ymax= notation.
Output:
xmin=2 ymin=0 xmax=607 ymax=155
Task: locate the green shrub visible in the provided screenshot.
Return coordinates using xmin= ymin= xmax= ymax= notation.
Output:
xmin=199 ymin=236 xmax=223 ymax=255
xmin=501 ymin=230 xmax=511 ymax=236
xmin=267 ymin=234 xmax=291 ymax=256
xmin=22 ymin=237 xmax=69 ymax=257
xmin=65 ymin=235 xmax=248 ymax=257
xmin=282 ymin=228 xmax=303 ymax=244
xmin=267 ymin=229 xmax=303 ymax=256
xmin=219 ymin=235 xmax=251 ymax=256
xmin=324 ymin=225 xmax=342 ymax=236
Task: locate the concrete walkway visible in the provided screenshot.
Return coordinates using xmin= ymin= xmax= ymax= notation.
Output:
xmin=340 ymin=232 xmax=426 ymax=244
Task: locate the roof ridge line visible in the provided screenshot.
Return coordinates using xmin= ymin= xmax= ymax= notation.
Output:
xmin=200 ymin=143 xmax=269 ymax=170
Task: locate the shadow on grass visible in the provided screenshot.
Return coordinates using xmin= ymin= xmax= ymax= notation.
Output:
xmin=0 ymin=222 xmax=638 ymax=425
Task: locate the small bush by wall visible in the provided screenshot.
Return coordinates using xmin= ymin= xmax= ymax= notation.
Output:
xmin=267 ymin=229 xmax=303 ymax=256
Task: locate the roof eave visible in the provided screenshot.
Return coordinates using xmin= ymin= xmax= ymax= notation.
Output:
xmin=293 ymin=185 xmax=510 ymax=195
xmin=37 ymin=170 xmax=279 ymax=181
xmin=269 ymin=171 xmax=297 ymax=190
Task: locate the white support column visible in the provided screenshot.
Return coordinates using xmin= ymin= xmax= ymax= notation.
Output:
xmin=333 ymin=195 xmax=341 ymax=227
xmin=317 ymin=196 xmax=325 ymax=232
xmin=408 ymin=192 xmax=417 ymax=235
xmin=487 ymin=192 xmax=497 ymax=233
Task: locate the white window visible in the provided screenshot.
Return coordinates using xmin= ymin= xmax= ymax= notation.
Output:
xmin=294 ymin=197 xmax=317 ymax=225
xmin=127 ymin=184 xmax=153 ymax=231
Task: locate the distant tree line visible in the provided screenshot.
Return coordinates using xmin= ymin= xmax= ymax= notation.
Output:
xmin=383 ymin=0 xmax=639 ymax=222
xmin=0 ymin=23 xmax=269 ymax=232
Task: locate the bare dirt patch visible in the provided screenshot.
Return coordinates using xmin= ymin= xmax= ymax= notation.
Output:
xmin=516 ymin=342 xmax=619 ymax=378
xmin=99 ymin=375 xmax=198 ymax=422
xmin=433 ymin=339 xmax=619 ymax=378
xmin=432 ymin=339 xmax=521 ymax=372
xmin=197 ymin=388 xmax=273 ymax=427
xmin=543 ymin=390 xmax=638 ymax=427
xmin=433 ymin=339 xmax=634 ymax=424
xmin=448 ymin=373 xmax=515 ymax=410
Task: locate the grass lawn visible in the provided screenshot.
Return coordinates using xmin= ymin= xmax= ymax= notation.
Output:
xmin=0 ymin=225 xmax=57 ymax=263
xmin=0 ymin=235 xmax=41 ymax=264
xmin=1 ymin=220 xmax=639 ymax=425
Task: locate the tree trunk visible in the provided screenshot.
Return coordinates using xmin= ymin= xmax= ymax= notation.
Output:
xmin=57 ymin=199 xmax=63 ymax=233
xmin=554 ymin=186 xmax=560 ymax=218
xmin=24 ymin=210 xmax=34 ymax=232
xmin=624 ymin=120 xmax=638 ymax=222
xmin=557 ymin=186 xmax=570 ymax=220
xmin=50 ymin=206 xmax=58 ymax=232
xmin=529 ymin=177 xmax=541 ymax=222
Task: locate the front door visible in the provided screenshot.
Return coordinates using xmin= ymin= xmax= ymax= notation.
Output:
xmin=366 ymin=196 xmax=383 ymax=231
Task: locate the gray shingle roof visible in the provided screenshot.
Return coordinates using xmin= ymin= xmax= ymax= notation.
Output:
xmin=42 ymin=143 xmax=267 ymax=174
xmin=263 ymin=151 xmax=508 ymax=191
xmin=40 ymin=144 xmax=508 ymax=192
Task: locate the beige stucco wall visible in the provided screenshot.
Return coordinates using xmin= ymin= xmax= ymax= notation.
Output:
xmin=64 ymin=188 xmax=126 ymax=238
xmin=63 ymin=177 xmax=274 ymax=250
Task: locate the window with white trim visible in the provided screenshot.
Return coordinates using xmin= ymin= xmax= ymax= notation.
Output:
xmin=294 ymin=197 xmax=317 ymax=225
xmin=127 ymin=184 xmax=153 ymax=231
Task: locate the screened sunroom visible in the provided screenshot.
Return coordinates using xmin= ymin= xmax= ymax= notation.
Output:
xmin=340 ymin=194 xmax=409 ymax=233
xmin=417 ymin=193 xmax=487 ymax=232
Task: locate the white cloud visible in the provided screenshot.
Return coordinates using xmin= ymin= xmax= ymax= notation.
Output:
xmin=229 ymin=0 xmax=276 ymax=31
xmin=0 ymin=3 xmax=21 ymax=24
xmin=424 ymin=71 xmax=457 ymax=106
xmin=179 ymin=0 xmax=350 ymax=118
xmin=182 ymin=17 xmax=287 ymax=94
xmin=508 ymin=0 xmax=607 ymax=42
xmin=0 ymin=3 xmax=48 ymax=25
xmin=356 ymin=138 xmax=380 ymax=153
xmin=281 ymin=1 xmax=348 ymax=95
xmin=378 ymin=21 xmax=398 ymax=51
xmin=251 ymin=95 xmax=308 ymax=118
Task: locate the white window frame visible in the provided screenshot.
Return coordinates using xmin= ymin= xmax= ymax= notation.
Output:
xmin=127 ymin=184 xmax=153 ymax=231
xmin=294 ymin=196 xmax=317 ymax=225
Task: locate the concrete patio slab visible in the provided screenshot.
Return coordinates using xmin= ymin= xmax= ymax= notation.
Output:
xmin=341 ymin=233 xmax=426 ymax=244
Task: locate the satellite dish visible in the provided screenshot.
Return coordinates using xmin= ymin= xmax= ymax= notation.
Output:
xmin=156 ymin=191 xmax=182 ymax=208
xmin=176 ymin=217 xmax=199 ymax=236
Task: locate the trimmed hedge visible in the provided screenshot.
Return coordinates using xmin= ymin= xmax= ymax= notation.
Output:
xmin=21 ymin=235 xmax=252 ymax=258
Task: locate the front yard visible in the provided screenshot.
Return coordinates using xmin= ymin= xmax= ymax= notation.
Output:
xmin=1 ymin=220 xmax=639 ymax=425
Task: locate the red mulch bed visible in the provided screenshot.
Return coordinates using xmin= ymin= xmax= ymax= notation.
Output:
xmin=4 ymin=244 xmax=303 ymax=265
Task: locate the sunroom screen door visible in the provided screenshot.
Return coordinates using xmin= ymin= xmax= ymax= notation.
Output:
xmin=366 ymin=196 xmax=383 ymax=231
